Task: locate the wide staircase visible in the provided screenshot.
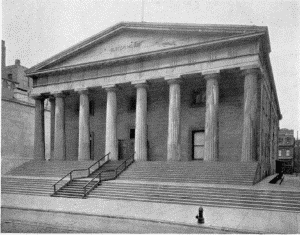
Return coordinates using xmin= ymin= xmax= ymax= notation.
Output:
xmin=5 ymin=160 xmax=97 ymax=178
xmin=3 ymin=160 xmax=300 ymax=212
xmin=119 ymin=161 xmax=258 ymax=185
xmin=52 ymin=160 xmax=130 ymax=198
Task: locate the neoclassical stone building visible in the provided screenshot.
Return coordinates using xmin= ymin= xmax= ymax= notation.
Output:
xmin=27 ymin=22 xmax=281 ymax=176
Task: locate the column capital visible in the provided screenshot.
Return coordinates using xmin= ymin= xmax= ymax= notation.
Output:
xmin=52 ymin=92 xmax=66 ymax=98
xmin=241 ymin=68 xmax=260 ymax=77
xmin=102 ymin=84 xmax=118 ymax=92
xmin=202 ymin=71 xmax=220 ymax=80
xmin=165 ymin=74 xmax=182 ymax=83
xmin=75 ymin=88 xmax=89 ymax=95
xmin=132 ymin=80 xmax=148 ymax=89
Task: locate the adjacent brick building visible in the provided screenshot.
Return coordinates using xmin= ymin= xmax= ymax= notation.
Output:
xmin=278 ymin=128 xmax=295 ymax=174
xmin=26 ymin=22 xmax=282 ymax=182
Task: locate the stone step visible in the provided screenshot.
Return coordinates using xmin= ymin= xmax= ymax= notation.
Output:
xmin=92 ymin=187 xmax=300 ymax=204
xmin=88 ymin=194 xmax=300 ymax=213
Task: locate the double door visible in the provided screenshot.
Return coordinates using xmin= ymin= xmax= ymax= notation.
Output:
xmin=193 ymin=131 xmax=205 ymax=160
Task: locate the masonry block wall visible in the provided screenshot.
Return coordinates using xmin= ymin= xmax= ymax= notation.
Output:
xmin=1 ymin=99 xmax=50 ymax=173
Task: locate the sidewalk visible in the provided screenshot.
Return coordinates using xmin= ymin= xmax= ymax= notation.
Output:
xmin=2 ymin=193 xmax=299 ymax=234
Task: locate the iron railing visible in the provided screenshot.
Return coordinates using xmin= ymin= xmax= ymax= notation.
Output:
xmin=82 ymin=153 xmax=135 ymax=198
xmin=52 ymin=152 xmax=110 ymax=195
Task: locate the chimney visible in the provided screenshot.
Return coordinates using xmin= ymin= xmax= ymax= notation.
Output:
xmin=15 ymin=59 xmax=21 ymax=66
xmin=2 ymin=40 xmax=6 ymax=75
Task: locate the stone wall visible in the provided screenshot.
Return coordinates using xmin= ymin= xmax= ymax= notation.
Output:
xmin=1 ymin=98 xmax=50 ymax=174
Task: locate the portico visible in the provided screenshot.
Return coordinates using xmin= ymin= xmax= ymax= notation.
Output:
xmin=28 ymin=22 xmax=281 ymax=179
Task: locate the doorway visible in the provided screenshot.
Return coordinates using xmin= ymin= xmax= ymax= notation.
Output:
xmin=90 ymin=132 xmax=94 ymax=160
xmin=192 ymin=131 xmax=205 ymax=160
xmin=118 ymin=128 xmax=135 ymax=160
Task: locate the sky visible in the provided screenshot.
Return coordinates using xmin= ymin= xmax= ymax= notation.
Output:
xmin=2 ymin=0 xmax=300 ymax=137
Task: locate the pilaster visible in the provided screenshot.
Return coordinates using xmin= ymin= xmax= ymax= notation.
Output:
xmin=33 ymin=96 xmax=45 ymax=160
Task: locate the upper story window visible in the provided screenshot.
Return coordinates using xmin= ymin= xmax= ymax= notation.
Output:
xmin=128 ymin=96 xmax=136 ymax=112
xmin=89 ymin=101 xmax=95 ymax=116
xmin=278 ymin=150 xmax=282 ymax=156
xmin=191 ymin=90 xmax=205 ymax=107
xmin=286 ymin=150 xmax=290 ymax=156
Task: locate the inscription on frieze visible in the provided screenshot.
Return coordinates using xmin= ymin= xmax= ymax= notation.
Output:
xmin=110 ymin=41 xmax=144 ymax=53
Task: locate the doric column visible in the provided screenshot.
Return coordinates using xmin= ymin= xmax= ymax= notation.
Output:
xmin=104 ymin=85 xmax=118 ymax=160
xmin=241 ymin=68 xmax=259 ymax=162
xmin=54 ymin=92 xmax=66 ymax=161
xmin=49 ymin=97 xmax=55 ymax=161
xmin=33 ymin=96 xmax=45 ymax=160
xmin=166 ymin=77 xmax=181 ymax=161
xmin=77 ymin=88 xmax=90 ymax=161
xmin=133 ymin=81 xmax=148 ymax=161
xmin=203 ymin=72 xmax=220 ymax=161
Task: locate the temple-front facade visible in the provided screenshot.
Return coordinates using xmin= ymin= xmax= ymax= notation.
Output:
xmin=26 ymin=22 xmax=281 ymax=179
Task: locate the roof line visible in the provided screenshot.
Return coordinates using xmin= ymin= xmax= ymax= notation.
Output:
xmin=27 ymin=21 xmax=268 ymax=74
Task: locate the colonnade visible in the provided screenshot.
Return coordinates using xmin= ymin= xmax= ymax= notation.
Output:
xmin=33 ymin=68 xmax=259 ymax=162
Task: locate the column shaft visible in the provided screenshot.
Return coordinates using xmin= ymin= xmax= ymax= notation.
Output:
xmin=204 ymin=74 xmax=219 ymax=161
xmin=78 ymin=90 xmax=90 ymax=160
xmin=241 ymin=69 xmax=259 ymax=161
xmin=54 ymin=94 xmax=66 ymax=160
xmin=134 ymin=83 xmax=147 ymax=161
xmin=105 ymin=87 xmax=118 ymax=160
xmin=167 ymin=79 xmax=181 ymax=161
xmin=49 ymin=98 xmax=55 ymax=160
xmin=34 ymin=97 xmax=45 ymax=160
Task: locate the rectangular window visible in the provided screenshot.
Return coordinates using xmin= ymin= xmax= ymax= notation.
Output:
xmin=191 ymin=90 xmax=205 ymax=107
xmin=130 ymin=129 xmax=135 ymax=139
xmin=89 ymin=101 xmax=95 ymax=116
xmin=286 ymin=150 xmax=290 ymax=156
xmin=128 ymin=96 xmax=136 ymax=112
xmin=278 ymin=150 xmax=282 ymax=156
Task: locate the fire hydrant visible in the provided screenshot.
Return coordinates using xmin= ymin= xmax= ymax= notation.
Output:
xmin=196 ymin=207 xmax=204 ymax=224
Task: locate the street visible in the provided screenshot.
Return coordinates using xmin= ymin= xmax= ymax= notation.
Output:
xmin=1 ymin=208 xmax=230 ymax=233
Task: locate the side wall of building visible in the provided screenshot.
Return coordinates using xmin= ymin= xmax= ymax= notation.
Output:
xmin=1 ymin=99 xmax=50 ymax=174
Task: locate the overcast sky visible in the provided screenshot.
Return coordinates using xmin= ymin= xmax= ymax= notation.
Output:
xmin=2 ymin=0 xmax=300 ymax=136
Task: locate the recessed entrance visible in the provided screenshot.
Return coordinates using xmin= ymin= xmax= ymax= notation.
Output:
xmin=193 ymin=130 xmax=205 ymax=160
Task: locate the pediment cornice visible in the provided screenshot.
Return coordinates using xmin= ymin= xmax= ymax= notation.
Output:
xmin=26 ymin=30 xmax=265 ymax=77
xmin=26 ymin=22 xmax=270 ymax=76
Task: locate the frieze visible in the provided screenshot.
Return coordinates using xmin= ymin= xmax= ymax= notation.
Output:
xmin=35 ymin=42 xmax=259 ymax=88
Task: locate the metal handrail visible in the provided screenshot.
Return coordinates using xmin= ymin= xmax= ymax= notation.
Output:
xmin=83 ymin=169 xmax=115 ymax=197
xmin=52 ymin=152 xmax=110 ymax=195
xmin=87 ymin=152 xmax=110 ymax=175
xmin=82 ymin=153 xmax=135 ymax=198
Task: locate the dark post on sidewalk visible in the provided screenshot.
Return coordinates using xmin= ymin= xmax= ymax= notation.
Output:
xmin=196 ymin=207 xmax=204 ymax=224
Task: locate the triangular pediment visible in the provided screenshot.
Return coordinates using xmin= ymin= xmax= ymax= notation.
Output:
xmin=27 ymin=22 xmax=269 ymax=74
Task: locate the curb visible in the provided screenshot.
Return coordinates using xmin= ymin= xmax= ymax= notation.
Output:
xmin=2 ymin=205 xmax=262 ymax=234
